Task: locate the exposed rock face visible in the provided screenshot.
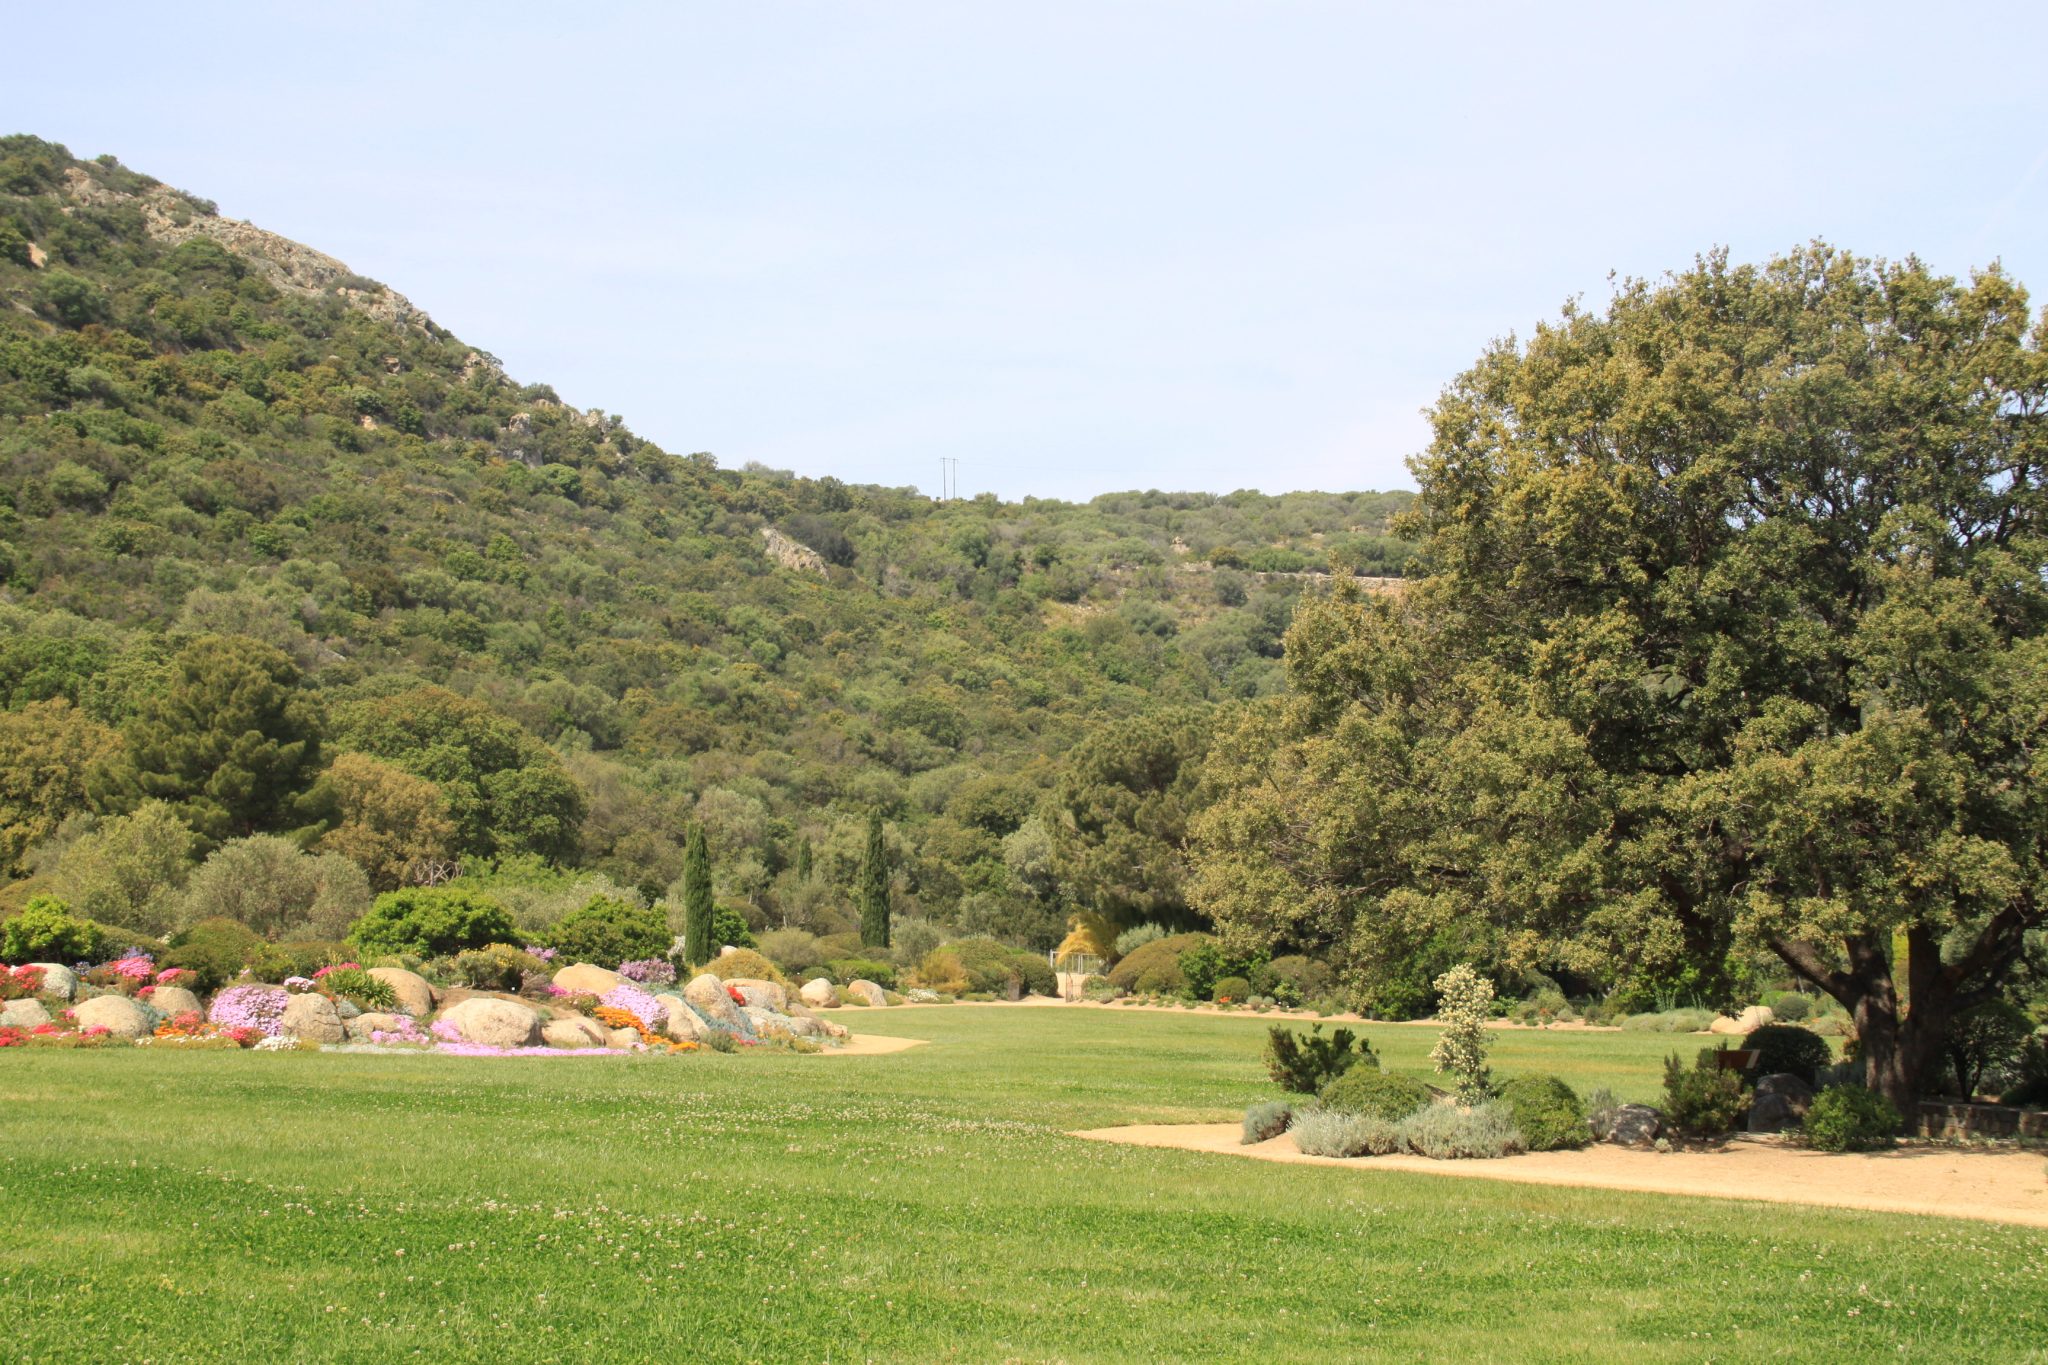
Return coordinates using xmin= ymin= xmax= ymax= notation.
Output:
xmin=28 ymin=964 xmax=77 ymax=1000
xmin=606 ymin=1027 xmax=641 ymax=1049
xmin=439 ymin=997 xmax=542 ymax=1048
xmin=543 ymin=1016 xmax=608 ymax=1049
xmin=1607 ymin=1105 xmax=1664 ymax=1148
xmin=552 ymin=964 xmax=622 ymax=996
xmin=2 ymin=998 xmax=51 ymax=1028
xmin=147 ymin=986 xmax=204 ymax=1018
xmin=1748 ymin=1073 xmax=1817 ymax=1134
xmin=660 ymin=999 xmax=707 ymax=1043
xmin=800 ymin=978 xmax=839 ymax=1008
xmin=682 ymin=973 xmax=747 ymax=1032
xmin=70 ymin=994 xmax=154 ymax=1039
xmin=727 ymin=979 xmax=789 ymax=1013
xmin=368 ymin=968 xmax=435 ymax=1017
xmin=62 ymin=168 xmax=436 ymax=333
xmin=846 ymin=979 xmax=888 ymax=1008
xmin=281 ymin=993 xmax=345 ymax=1045
xmin=760 ymin=527 xmax=828 ymax=576
xmin=345 ymin=1011 xmax=412 ymax=1041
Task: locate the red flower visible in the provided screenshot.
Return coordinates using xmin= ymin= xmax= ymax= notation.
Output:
xmin=726 ymin=984 xmax=746 ymax=1005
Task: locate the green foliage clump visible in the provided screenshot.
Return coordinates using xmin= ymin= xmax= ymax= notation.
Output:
xmin=0 ymin=895 xmax=106 ymax=964
xmin=1211 ymin=974 xmax=1251 ymax=1003
xmin=548 ymin=896 xmax=668 ymax=967
xmin=821 ymin=957 xmax=895 ymax=989
xmin=1802 ymin=1084 xmax=1901 ymax=1152
xmin=1318 ymin=1069 xmax=1431 ymax=1122
xmin=1621 ymin=1009 xmax=1717 ymax=1033
xmin=1662 ymin=1054 xmax=1746 ymax=1136
xmin=1290 ymin=1109 xmax=1405 ymax=1158
xmin=451 ymin=944 xmax=548 ymax=991
xmin=858 ymin=810 xmax=890 ymax=949
xmin=1251 ymin=955 xmax=1331 ymax=1008
xmin=1496 ymin=1076 xmax=1589 ymax=1151
xmin=347 ymin=888 xmax=516 ymax=959
xmin=1942 ymin=1000 xmax=2034 ymax=1099
xmin=159 ymin=916 xmax=265 ymax=990
xmin=1265 ymin=1023 xmax=1373 ymax=1094
xmin=316 ymin=966 xmax=396 ymax=1011
xmin=1742 ymin=1023 xmax=1833 ymax=1085
xmin=700 ymin=948 xmax=787 ymax=986
xmin=1106 ymin=932 xmax=1209 ymax=992
xmin=1241 ymin=1099 xmax=1296 ymax=1144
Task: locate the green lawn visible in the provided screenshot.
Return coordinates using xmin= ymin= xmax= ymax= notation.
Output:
xmin=4 ymin=1006 xmax=2041 ymax=1362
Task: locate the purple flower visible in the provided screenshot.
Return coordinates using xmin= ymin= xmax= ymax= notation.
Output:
xmin=524 ymin=946 xmax=558 ymax=962
xmin=430 ymin=1017 xmax=464 ymax=1044
xmin=599 ymin=982 xmax=667 ymax=1030
xmin=618 ymin=959 xmax=676 ymax=987
xmin=208 ymin=986 xmax=290 ymax=1037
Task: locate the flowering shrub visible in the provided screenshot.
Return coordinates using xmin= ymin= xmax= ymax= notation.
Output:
xmin=726 ymin=983 xmax=747 ymax=1006
xmin=524 ymin=945 xmax=558 ymax=962
xmin=283 ymin=975 xmax=316 ymax=991
xmin=369 ymin=1016 xmax=429 ymax=1046
xmin=430 ymin=1017 xmax=464 ymax=1044
xmin=0 ymin=964 xmax=46 ymax=1000
xmin=154 ymin=1010 xmax=212 ymax=1039
xmin=0 ymin=1025 xmax=24 ymax=1047
xmin=313 ymin=967 xmax=397 ymax=1011
xmin=594 ymin=1003 xmax=697 ymax=1053
xmin=599 ymin=982 xmax=667 ymax=1031
xmin=209 ymin=985 xmax=290 ymax=1037
xmin=154 ymin=967 xmax=196 ymax=988
xmin=619 ymin=958 xmax=676 ymax=987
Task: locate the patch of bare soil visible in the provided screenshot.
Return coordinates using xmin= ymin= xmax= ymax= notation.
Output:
xmin=817 ymin=1034 xmax=928 ymax=1057
xmin=1071 ymin=1122 xmax=2048 ymax=1227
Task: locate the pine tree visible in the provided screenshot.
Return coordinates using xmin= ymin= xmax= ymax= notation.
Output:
xmin=858 ymin=811 xmax=890 ymax=949
xmin=681 ymin=824 xmax=713 ymax=967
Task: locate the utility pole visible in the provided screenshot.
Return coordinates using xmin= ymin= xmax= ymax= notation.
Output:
xmin=939 ymin=457 xmax=960 ymax=501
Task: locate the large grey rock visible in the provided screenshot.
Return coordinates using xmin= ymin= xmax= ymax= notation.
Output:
xmin=70 ymin=993 xmax=154 ymax=1039
xmin=800 ymin=978 xmax=839 ymax=1008
xmin=1607 ymin=1104 xmax=1664 ymax=1148
xmin=281 ymin=992 xmax=345 ymax=1045
xmin=27 ymin=963 xmax=77 ymax=1000
xmin=846 ymin=979 xmax=887 ymax=1008
xmin=543 ymin=1016 xmax=608 ymax=1049
xmin=661 ymin=999 xmax=707 ymax=1043
xmin=147 ymin=985 xmax=204 ymax=1018
xmin=728 ymin=978 xmax=789 ymax=1013
xmin=551 ymin=963 xmax=621 ymax=997
xmin=367 ymin=967 xmax=434 ymax=1017
xmin=438 ymin=997 xmax=542 ymax=1048
xmin=2 ymin=998 xmax=51 ymax=1029
xmin=683 ymin=973 xmax=747 ymax=1031
xmin=1748 ymin=1073 xmax=1817 ymax=1134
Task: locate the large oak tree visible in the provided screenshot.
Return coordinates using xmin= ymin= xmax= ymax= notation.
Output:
xmin=1191 ymin=246 xmax=2047 ymax=1106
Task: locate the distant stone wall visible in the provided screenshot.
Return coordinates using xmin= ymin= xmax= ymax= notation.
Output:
xmin=1914 ymin=1100 xmax=2047 ymax=1140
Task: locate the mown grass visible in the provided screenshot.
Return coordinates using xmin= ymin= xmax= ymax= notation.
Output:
xmin=4 ymin=1005 xmax=2041 ymax=1363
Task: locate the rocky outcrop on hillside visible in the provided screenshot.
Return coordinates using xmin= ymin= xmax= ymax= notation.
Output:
xmin=761 ymin=527 xmax=828 ymax=576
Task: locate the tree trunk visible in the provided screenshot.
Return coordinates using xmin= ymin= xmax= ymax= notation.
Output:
xmin=1770 ymin=931 xmax=1952 ymax=1113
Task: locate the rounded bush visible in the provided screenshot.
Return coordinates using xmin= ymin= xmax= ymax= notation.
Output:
xmin=1744 ymin=1023 xmax=1833 ymax=1084
xmin=548 ymin=896 xmax=668 ymax=968
xmin=159 ymin=916 xmax=265 ymax=991
xmin=701 ymin=948 xmax=788 ymax=986
xmin=1318 ymin=1069 xmax=1432 ymax=1123
xmin=1212 ymin=975 xmax=1252 ymax=1004
xmin=347 ymin=889 xmax=515 ymax=959
xmin=1134 ymin=964 xmax=1184 ymax=995
xmin=1397 ymin=1101 xmax=1526 ymax=1160
xmin=1497 ymin=1075 xmax=1588 ymax=1151
xmin=1106 ymin=932 xmax=1209 ymax=992
xmin=1011 ymin=952 xmax=1056 ymax=997
xmin=1241 ymin=1099 xmax=1295 ymax=1144
xmin=1803 ymin=1083 xmax=1901 ymax=1151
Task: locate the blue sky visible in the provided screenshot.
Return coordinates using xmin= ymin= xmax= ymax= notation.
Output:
xmin=11 ymin=3 xmax=2046 ymax=501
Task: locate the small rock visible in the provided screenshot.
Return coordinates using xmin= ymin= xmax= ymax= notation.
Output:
xmin=1747 ymin=1072 xmax=1817 ymax=1134
xmin=27 ymin=963 xmax=77 ymax=1000
xmin=146 ymin=985 xmax=203 ymax=1018
xmin=821 ymin=1019 xmax=850 ymax=1040
xmin=800 ymin=978 xmax=839 ymax=1009
xmin=346 ymin=1011 xmax=411 ymax=1041
xmin=368 ymin=967 xmax=434 ymax=1017
xmin=1607 ymin=1104 xmax=1664 ymax=1148
xmin=70 ymin=993 xmax=154 ymax=1039
xmin=439 ymin=997 xmax=542 ymax=1048
xmin=543 ymin=1016 xmax=608 ymax=1049
xmin=846 ymin=979 xmax=887 ymax=1008
xmin=2 ymin=998 xmax=51 ymax=1029
xmin=606 ymin=1027 xmax=640 ymax=1049
xmin=281 ymin=993 xmax=345 ymax=1045
xmin=1710 ymin=1004 xmax=1775 ymax=1035
xmin=552 ymin=963 xmax=622 ymax=996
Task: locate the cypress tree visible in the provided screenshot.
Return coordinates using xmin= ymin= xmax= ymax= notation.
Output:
xmin=795 ymin=836 xmax=814 ymax=883
xmin=682 ymin=824 xmax=713 ymax=966
xmin=859 ymin=810 xmax=890 ymax=948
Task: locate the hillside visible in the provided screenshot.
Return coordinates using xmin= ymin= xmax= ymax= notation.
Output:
xmin=0 ymin=134 xmax=1411 ymax=948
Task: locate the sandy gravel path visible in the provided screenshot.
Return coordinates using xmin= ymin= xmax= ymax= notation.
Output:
xmin=818 ymin=1033 xmax=928 ymax=1057
xmin=1072 ymin=1122 xmax=2048 ymax=1227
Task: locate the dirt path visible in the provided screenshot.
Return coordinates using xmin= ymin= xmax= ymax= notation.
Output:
xmin=819 ymin=1033 xmax=927 ymax=1057
xmin=889 ymin=997 xmax=1618 ymax=1029
xmin=1072 ymin=1122 xmax=2048 ymax=1227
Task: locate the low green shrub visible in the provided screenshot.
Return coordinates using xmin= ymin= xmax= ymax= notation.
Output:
xmin=451 ymin=943 xmax=548 ymax=991
xmin=347 ymin=889 xmax=516 ymax=959
xmin=1583 ymin=1086 xmax=1624 ymax=1141
xmin=1291 ymin=1108 xmax=1405 ymax=1158
xmin=549 ymin=896 xmax=669 ymax=967
xmin=316 ymin=966 xmax=396 ymax=1011
xmin=1762 ymin=991 xmax=1812 ymax=1022
xmin=1082 ymin=975 xmax=1121 ymax=1001
xmin=1106 ymin=932 xmax=1209 ymax=992
xmin=1212 ymin=975 xmax=1252 ymax=1004
xmin=160 ymin=916 xmax=265 ymax=991
xmin=1252 ymin=954 xmax=1331 ymax=1008
xmin=1744 ymin=1023 xmax=1833 ymax=1085
xmin=1498 ymin=1075 xmax=1589 ymax=1151
xmin=1662 ymin=1053 xmax=1746 ymax=1136
xmin=1319 ymin=1069 xmax=1431 ymax=1123
xmin=1621 ymin=1008 xmax=1716 ymax=1033
xmin=1 ymin=896 xmax=106 ymax=964
xmin=701 ymin=948 xmax=788 ymax=986
xmin=821 ymin=957 xmax=895 ymax=989
xmin=1011 ymin=952 xmax=1056 ymax=997
xmin=1241 ymin=1099 xmax=1296 ymax=1144
xmin=1135 ymin=964 xmax=1185 ymax=995
xmin=1266 ymin=1023 xmax=1375 ymax=1094
xmin=1397 ymin=1101 xmax=1526 ymax=1159
xmin=1802 ymin=1083 xmax=1901 ymax=1152
xmin=756 ymin=928 xmax=826 ymax=979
